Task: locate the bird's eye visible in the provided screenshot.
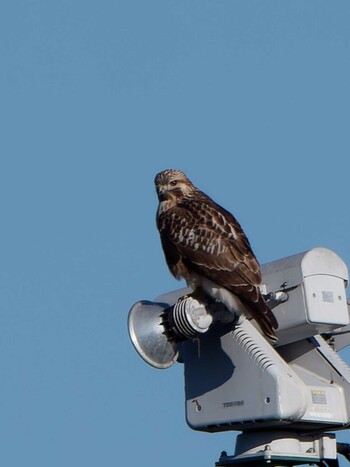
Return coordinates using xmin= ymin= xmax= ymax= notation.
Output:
xmin=170 ymin=180 xmax=178 ymax=186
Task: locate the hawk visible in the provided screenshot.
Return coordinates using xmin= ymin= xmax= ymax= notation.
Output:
xmin=154 ymin=169 xmax=278 ymax=341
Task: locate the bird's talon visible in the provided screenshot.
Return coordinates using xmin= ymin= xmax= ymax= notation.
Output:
xmin=177 ymin=293 xmax=192 ymax=303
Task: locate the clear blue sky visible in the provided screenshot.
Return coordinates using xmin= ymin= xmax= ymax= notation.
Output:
xmin=1 ymin=1 xmax=350 ymax=466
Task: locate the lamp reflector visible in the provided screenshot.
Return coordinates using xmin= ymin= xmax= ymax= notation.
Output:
xmin=128 ymin=300 xmax=178 ymax=369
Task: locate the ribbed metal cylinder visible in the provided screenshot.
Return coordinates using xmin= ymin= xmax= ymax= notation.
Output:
xmin=172 ymin=299 xmax=199 ymax=339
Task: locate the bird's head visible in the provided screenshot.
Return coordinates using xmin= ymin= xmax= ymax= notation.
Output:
xmin=154 ymin=169 xmax=195 ymax=202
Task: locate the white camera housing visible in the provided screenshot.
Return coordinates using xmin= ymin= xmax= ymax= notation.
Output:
xmin=128 ymin=247 xmax=350 ymax=431
xmin=128 ymin=247 xmax=350 ymax=464
xmin=261 ymin=247 xmax=349 ymax=345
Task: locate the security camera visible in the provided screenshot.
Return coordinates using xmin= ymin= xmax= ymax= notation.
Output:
xmin=128 ymin=247 xmax=350 ymax=465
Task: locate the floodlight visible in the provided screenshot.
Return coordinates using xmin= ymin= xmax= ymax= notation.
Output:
xmin=128 ymin=300 xmax=178 ymax=369
xmin=128 ymin=295 xmax=234 ymax=369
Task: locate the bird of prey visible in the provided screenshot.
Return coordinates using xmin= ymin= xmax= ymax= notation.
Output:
xmin=154 ymin=169 xmax=278 ymax=341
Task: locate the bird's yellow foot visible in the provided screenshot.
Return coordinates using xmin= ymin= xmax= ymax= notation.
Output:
xmin=176 ymin=293 xmax=193 ymax=303
xmin=176 ymin=289 xmax=206 ymax=303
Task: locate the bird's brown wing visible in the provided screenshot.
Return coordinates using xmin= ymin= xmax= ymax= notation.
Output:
xmin=157 ymin=194 xmax=278 ymax=337
xmin=157 ymin=194 xmax=261 ymax=298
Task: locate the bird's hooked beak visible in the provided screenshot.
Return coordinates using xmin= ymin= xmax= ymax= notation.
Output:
xmin=156 ymin=185 xmax=167 ymax=200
